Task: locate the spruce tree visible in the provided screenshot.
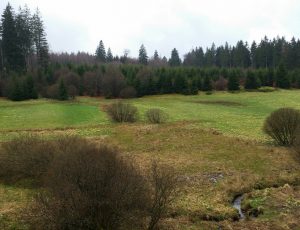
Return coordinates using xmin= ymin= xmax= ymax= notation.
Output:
xmin=276 ymin=62 xmax=290 ymax=89
xmin=32 ymin=8 xmax=49 ymax=70
xmin=106 ymin=48 xmax=113 ymax=62
xmin=16 ymin=5 xmax=33 ymax=71
xmin=228 ymin=74 xmax=240 ymax=91
xmin=169 ymin=48 xmax=181 ymax=66
xmin=245 ymin=70 xmax=261 ymax=90
xmin=153 ymin=50 xmax=159 ymax=61
xmin=9 ymin=78 xmax=23 ymax=101
xmin=58 ymin=79 xmax=68 ymax=100
xmin=138 ymin=44 xmax=148 ymax=65
xmin=23 ymin=75 xmax=37 ymax=99
xmin=0 ymin=3 xmax=23 ymax=72
xmin=95 ymin=40 xmax=106 ymax=62
xmin=202 ymin=76 xmax=213 ymax=91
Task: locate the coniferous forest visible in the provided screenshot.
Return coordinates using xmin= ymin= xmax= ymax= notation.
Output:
xmin=1 ymin=3 xmax=300 ymax=101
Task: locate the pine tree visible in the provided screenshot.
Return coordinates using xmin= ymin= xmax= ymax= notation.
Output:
xmin=153 ymin=50 xmax=159 ymax=61
xmin=228 ymin=73 xmax=240 ymax=91
xmin=95 ymin=40 xmax=106 ymax=62
xmin=16 ymin=5 xmax=33 ymax=71
xmin=202 ymin=76 xmax=213 ymax=91
xmin=138 ymin=44 xmax=148 ymax=65
xmin=0 ymin=3 xmax=23 ymax=72
xmin=8 ymin=78 xmax=23 ymax=101
xmin=23 ymin=75 xmax=37 ymax=99
xmin=276 ymin=62 xmax=290 ymax=89
xmin=58 ymin=79 xmax=68 ymax=100
xmin=32 ymin=8 xmax=49 ymax=70
xmin=245 ymin=70 xmax=261 ymax=90
xmin=106 ymin=48 xmax=113 ymax=62
xmin=169 ymin=48 xmax=181 ymax=66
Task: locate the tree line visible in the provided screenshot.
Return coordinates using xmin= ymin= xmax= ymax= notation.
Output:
xmin=0 ymin=3 xmax=300 ymax=101
xmin=0 ymin=3 xmax=49 ymax=74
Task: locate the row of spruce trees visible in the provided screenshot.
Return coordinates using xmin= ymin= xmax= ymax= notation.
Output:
xmin=0 ymin=3 xmax=300 ymax=101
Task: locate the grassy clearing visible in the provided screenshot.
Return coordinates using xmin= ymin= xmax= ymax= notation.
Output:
xmin=0 ymin=90 xmax=300 ymax=229
xmin=1 ymin=90 xmax=300 ymax=141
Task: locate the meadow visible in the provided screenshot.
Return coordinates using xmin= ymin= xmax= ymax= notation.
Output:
xmin=0 ymin=90 xmax=300 ymax=229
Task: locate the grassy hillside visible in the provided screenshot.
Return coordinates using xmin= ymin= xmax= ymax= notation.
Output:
xmin=0 ymin=90 xmax=300 ymax=229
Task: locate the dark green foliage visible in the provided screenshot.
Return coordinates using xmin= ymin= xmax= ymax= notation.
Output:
xmin=145 ymin=108 xmax=168 ymax=124
xmin=202 ymin=76 xmax=213 ymax=91
xmin=228 ymin=73 xmax=240 ymax=91
xmin=0 ymin=3 xmax=23 ymax=72
xmin=107 ymin=48 xmax=113 ymax=62
xmin=8 ymin=78 xmax=23 ymax=101
xmin=32 ymin=9 xmax=49 ymax=70
xmin=245 ymin=70 xmax=261 ymax=90
xmin=95 ymin=40 xmax=106 ymax=62
xmin=58 ymin=79 xmax=68 ymax=100
xmin=107 ymin=101 xmax=138 ymax=122
xmin=276 ymin=63 xmax=290 ymax=89
xmin=23 ymin=75 xmax=38 ymax=99
xmin=139 ymin=44 xmax=148 ymax=65
xmin=263 ymin=108 xmax=300 ymax=146
xmin=169 ymin=48 xmax=181 ymax=66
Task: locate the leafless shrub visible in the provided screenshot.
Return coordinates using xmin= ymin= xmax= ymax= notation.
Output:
xmin=148 ymin=161 xmax=179 ymax=230
xmin=0 ymin=135 xmax=55 ymax=184
xmin=119 ymin=86 xmax=137 ymax=99
xmin=145 ymin=108 xmax=168 ymax=124
xmin=107 ymin=101 xmax=138 ymax=122
xmin=263 ymin=108 xmax=300 ymax=146
xmin=32 ymin=140 xmax=150 ymax=229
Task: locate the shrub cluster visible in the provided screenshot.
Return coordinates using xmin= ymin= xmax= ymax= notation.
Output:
xmin=263 ymin=108 xmax=300 ymax=146
xmin=106 ymin=101 xmax=138 ymax=122
xmin=146 ymin=108 xmax=168 ymax=124
xmin=0 ymin=136 xmax=178 ymax=229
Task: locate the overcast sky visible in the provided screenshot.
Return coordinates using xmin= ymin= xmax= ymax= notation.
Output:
xmin=1 ymin=0 xmax=300 ymax=58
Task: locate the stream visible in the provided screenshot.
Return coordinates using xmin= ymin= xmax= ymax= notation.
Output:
xmin=232 ymin=195 xmax=245 ymax=220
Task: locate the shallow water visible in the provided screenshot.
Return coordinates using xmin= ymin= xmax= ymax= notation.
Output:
xmin=233 ymin=195 xmax=245 ymax=220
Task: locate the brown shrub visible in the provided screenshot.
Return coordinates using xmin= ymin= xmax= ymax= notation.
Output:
xmin=263 ymin=108 xmax=300 ymax=146
xmin=148 ymin=161 xmax=179 ymax=230
xmin=32 ymin=140 xmax=150 ymax=229
xmin=145 ymin=108 xmax=168 ymax=124
xmin=214 ymin=76 xmax=228 ymax=91
xmin=119 ymin=86 xmax=137 ymax=99
xmin=102 ymin=65 xmax=126 ymax=98
xmin=0 ymin=135 xmax=55 ymax=184
xmin=107 ymin=101 xmax=138 ymax=122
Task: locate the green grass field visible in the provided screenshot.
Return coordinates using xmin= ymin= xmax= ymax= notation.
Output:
xmin=1 ymin=90 xmax=300 ymax=229
xmin=1 ymin=90 xmax=300 ymax=140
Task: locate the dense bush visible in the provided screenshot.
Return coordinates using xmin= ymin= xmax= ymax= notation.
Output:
xmin=263 ymin=108 xmax=300 ymax=146
xmin=107 ymin=101 xmax=138 ymax=122
xmin=0 ymin=135 xmax=55 ymax=183
xmin=33 ymin=140 xmax=150 ymax=229
xmin=145 ymin=108 xmax=168 ymax=124
xmin=0 ymin=135 xmax=179 ymax=229
xmin=102 ymin=65 xmax=126 ymax=98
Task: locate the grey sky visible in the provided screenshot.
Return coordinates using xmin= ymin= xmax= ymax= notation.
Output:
xmin=1 ymin=0 xmax=300 ymax=58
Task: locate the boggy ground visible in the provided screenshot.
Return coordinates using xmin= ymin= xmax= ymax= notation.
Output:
xmin=1 ymin=121 xmax=299 ymax=229
xmin=1 ymin=91 xmax=300 ymax=229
